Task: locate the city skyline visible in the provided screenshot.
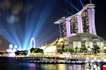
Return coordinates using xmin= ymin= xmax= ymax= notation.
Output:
xmin=0 ymin=0 xmax=105 ymax=50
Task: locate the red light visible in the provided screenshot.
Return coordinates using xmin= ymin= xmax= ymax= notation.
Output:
xmin=103 ymin=65 xmax=106 ymax=70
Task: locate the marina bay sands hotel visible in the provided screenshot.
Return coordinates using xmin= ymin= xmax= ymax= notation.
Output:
xmin=54 ymin=4 xmax=96 ymax=37
xmin=42 ymin=4 xmax=105 ymax=53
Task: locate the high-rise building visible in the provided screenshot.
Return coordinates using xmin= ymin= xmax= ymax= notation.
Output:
xmin=66 ymin=4 xmax=96 ymax=37
xmin=55 ymin=4 xmax=96 ymax=37
xmin=54 ymin=4 xmax=105 ymax=52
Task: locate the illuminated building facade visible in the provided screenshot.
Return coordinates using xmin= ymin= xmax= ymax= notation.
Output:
xmin=65 ymin=4 xmax=96 ymax=37
xmin=54 ymin=4 xmax=105 ymax=52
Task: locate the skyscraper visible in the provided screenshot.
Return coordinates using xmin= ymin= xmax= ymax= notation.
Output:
xmin=54 ymin=4 xmax=104 ymax=51
xmin=65 ymin=4 xmax=96 ymax=37
xmin=55 ymin=4 xmax=96 ymax=37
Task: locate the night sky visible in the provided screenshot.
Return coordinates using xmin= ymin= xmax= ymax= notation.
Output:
xmin=96 ymin=0 xmax=106 ymax=39
xmin=0 ymin=0 xmax=106 ymax=49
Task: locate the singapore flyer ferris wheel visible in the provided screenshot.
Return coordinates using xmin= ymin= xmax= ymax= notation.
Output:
xmin=30 ymin=37 xmax=36 ymax=49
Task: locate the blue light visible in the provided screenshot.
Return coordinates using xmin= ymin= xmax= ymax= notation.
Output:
xmin=0 ymin=28 xmax=17 ymax=44
xmin=7 ymin=15 xmax=18 ymax=24
xmin=80 ymin=0 xmax=83 ymax=8
xmin=64 ymin=0 xmax=80 ymax=12
xmin=23 ymin=0 xmax=56 ymax=50
xmin=0 ymin=0 xmax=85 ymax=51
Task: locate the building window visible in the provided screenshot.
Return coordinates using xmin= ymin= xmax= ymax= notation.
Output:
xmin=81 ymin=10 xmax=89 ymax=33
xmin=70 ymin=16 xmax=78 ymax=33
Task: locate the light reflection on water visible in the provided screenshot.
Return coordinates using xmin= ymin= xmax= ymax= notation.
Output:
xmin=0 ymin=62 xmax=102 ymax=70
xmin=21 ymin=63 xmax=79 ymax=70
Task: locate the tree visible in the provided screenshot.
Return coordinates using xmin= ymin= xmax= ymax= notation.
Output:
xmin=92 ymin=45 xmax=100 ymax=54
xmin=69 ymin=48 xmax=74 ymax=53
xmin=30 ymin=48 xmax=35 ymax=53
xmin=37 ymin=48 xmax=43 ymax=53
xmin=75 ymin=47 xmax=78 ymax=53
xmin=30 ymin=48 xmax=43 ymax=53
xmin=15 ymin=50 xmax=28 ymax=55
xmin=80 ymin=45 xmax=88 ymax=53
xmin=63 ymin=48 xmax=68 ymax=52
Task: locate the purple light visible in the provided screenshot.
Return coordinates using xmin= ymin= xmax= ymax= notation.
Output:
xmin=88 ymin=9 xmax=93 ymax=34
xmin=74 ymin=64 xmax=77 ymax=70
xmin=88 ymin=8 xmax=96 ymax=35
xmin=91 ymin=9 xmax=96 ymax=35
xmin=91 ymin=63 xmax=94 ymax=70
xmin=6 ymin=49 xmax=16 ymax=57
xmin=66 ymin=19 xmax=71 ymax=37
xmin=77 ymin=15 xmax=83 ymax=33
xmin=65 ymin=18 xmax=77 ymax=37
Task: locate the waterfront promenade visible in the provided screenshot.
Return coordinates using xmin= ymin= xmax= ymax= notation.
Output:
xmin=0 ymin=53 xmax=106 ymax=63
